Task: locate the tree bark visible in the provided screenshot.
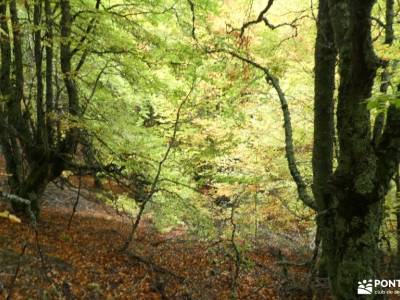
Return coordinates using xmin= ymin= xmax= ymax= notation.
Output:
xmin=33 ymin=0 xmax=46 ymax=147
xmin=0 ymin=0 xmax=83 ymax=216
xmin=0 ymin=1 xmax=20 ymax=192
xmin=395 ymin=168 xmax=400 ymax=276
xmin=314 ymin=0 xmax=400 ymax=298
xmin=45 ymin=0 xmax=54 ymax=145
xmin=313 ymin=0 xmax=335 ymax=211
xmin=312 ymin=0 xmax=336 ymax=281
xmin=60 ymin=0 xmax=79 ymax=117
xmin=60 ymin=0 xmax=80 ymax=156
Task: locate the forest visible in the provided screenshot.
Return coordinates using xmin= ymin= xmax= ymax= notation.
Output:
xmin=0 ymin=0 xmax=399 ymax=299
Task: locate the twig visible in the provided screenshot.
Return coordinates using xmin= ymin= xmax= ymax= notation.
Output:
xmin=229 ymin=202 xmax=240 ymax=300
xmin=81 ymin=63 xmax=110 ymax=115
xmin=67 ymin=169 xmax=82 ymax=230
xmin=32 ymin=226 xmax=64 ymax=297
xmin=120 ymin=80 xmax=196 ymax=251
xmin=126 ymin=251 xmax=211 ymax=299
xmin=240 ymin=0 xmax=275 ymax=37
xmin=127 ymin=251 xmax=186 ymax=282
xmin=34 ymin=228 xmax=47 ymax=273
xmin=74 ymin=0 xmax=102 ymax=73
xmin=6 ymin=243 xmax=27 ymax=300
xmin=240 ymin=283 xmax=271 ymax=300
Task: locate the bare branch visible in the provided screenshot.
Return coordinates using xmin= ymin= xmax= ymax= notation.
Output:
xmin=371 ymin=16 xmax=386 ymax=28
xmin=67 ymin=169 xmax=82 ymax=230
xmin=187 ymin=0 xmax=197 ymax=41
xmin=229 ymin=200 xmax=240 ymax=299
xmin=71 ymin=0 xmax=101 ymax=57
xmin=240 ymin=0 xmax=274 ymax=37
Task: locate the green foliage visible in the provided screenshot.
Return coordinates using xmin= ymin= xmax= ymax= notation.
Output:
xmin=4 ymin=0 xmax=318 ymax=239
xmin=75 ymin=0 xmax=319 ymax=240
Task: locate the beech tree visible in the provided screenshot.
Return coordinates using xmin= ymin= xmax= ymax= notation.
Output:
xmin=314 ymin=0 xmax=400 ymax=298
xmin=230 ymin=0 xmax=400 ymax=297
xmin=0 ymin=0 xmax=97 ymax=215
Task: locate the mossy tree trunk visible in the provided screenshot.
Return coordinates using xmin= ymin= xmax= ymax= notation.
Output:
xmin=312 ymin=0 xmax=400 ymax=299
xmin=395 ymin=169 xmax=400 ymax=276
xmin=312 ymin=0 xmax=336 ymax=280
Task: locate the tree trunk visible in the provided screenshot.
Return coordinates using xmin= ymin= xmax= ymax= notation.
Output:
xmin=33 ymin=0 xmax=46 ymax=147
xmin=312 ymin=0 xmax=336 ymax=280
xmin=316 ymin=1 xmax=395 ymax=298
xmin=0 ymin=0 xmax=81 ymax=216
xmin=394 ymin=168 xmax=400 ymax=277
xmin=45 ymin=0 xmax=54 ymax=145
xmin=60 ymin=0 xmax=80 ymax=155
xmin=11 ymin=165 xmax=51 ymax=216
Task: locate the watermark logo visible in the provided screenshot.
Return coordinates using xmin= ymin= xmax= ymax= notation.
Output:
xmin=358 ymin=280 xmax=373 ymax=295
xmin=357 ymin=279 xmax=400 ymax=295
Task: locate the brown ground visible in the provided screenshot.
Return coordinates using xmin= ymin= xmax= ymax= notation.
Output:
xmin=0 ymin=181 xmax=323 ymax=300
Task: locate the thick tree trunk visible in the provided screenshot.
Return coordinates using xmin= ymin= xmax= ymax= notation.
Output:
xmin=9 ymin=151 xmax=65 ymax=216
xmin=312 ymin=0 xmax=336 ymax=280
xmin=11 ymin=165 xmax=51 ymax=216
xmin=316 ymin=1 xmax=394 ymax=298
xmin=313 ymin=0 xmax=335 ymax=209
xmin=322 ymin=194 xmax=383 ymax=299
xmin=0 ymin=0 xmax=80 ymax=216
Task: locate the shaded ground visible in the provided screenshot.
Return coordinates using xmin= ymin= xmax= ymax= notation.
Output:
xmin=0 ymin=183 xmax=326 ymax=300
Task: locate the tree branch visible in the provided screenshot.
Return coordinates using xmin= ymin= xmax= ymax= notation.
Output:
xmin=240 ymin=0 xmax=274 ymax=37
xmin=0 ymin=191 xmax=36 ymax=225
xmin=71 ymin=0 xmax=101 ymax=57
xmin=187 ymin=0 xmax=197 ymax=41
xmin=121 ymin=79 xmax=197 ymax=251
xmin=211 ymin=49 xmax=316 ymax=210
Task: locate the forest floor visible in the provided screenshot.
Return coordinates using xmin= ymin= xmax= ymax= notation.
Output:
xmin=0 ymin=182 xmax=328 ymax=300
